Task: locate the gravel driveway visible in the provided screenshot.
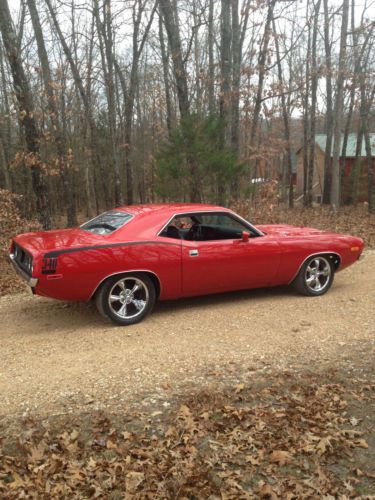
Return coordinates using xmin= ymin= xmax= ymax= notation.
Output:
xmin=0 ymin=251 xmax=374 ymax=418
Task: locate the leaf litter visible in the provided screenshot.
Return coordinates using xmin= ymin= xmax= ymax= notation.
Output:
xmin=1 ymin=368 xmax=374 ymax=498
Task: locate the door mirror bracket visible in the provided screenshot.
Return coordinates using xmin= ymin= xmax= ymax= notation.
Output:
xmin=242 ymin=231 xmax=250 ymax=242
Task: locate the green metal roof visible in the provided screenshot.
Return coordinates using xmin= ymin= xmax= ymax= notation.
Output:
xmin=315 ymin=133 xmax=375 ymax=157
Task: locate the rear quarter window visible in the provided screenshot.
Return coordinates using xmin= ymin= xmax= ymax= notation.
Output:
xmin=81 ymin=211 xmax=133 ymax=235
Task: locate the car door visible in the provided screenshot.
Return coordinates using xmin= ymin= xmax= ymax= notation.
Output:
xmin=180 ymin=213 xmax=281 ymax=296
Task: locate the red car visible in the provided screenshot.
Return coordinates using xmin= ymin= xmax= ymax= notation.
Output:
xmin=9 ymin=203 xmax=364 ymax=325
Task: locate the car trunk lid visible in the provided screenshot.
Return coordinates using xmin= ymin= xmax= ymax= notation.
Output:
xmin=13 ymin=228 xmax=105 ymax=257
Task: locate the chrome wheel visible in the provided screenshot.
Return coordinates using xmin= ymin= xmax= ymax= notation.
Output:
xmin=292 ymin=254 xmax=335 ymax=297
xmin=304 ymin=257 xmax=331 ymax=293
xmin=108 ymin=277 xmax=149 ymax=320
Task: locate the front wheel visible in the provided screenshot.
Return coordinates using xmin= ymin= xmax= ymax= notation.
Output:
xmin=96 ymin=273 xmax=156 ymax=325
xmin=292 ymin=255 xmax=334 ymax=296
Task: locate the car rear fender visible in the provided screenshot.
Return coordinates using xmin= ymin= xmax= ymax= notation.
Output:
xmin=288 ymin=252 xmax=342 ymax=284
xmin=90 ymin=269 xmax=162 ymax=300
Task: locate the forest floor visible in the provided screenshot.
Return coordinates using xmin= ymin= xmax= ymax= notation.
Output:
xmin=0 ymin=250 xmax=374 ymax=497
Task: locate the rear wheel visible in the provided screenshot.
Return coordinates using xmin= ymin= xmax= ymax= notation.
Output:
xmin=292 ymin=255 xmax=334 ymax=296
xmin=96 ymin=273 xmax=156 ymax=325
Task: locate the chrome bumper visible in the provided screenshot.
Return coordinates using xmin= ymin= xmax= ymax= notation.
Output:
xmin=8 ymin=254 xmax=38 ymax=287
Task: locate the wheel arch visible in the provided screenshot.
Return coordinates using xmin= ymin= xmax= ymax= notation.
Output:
xmin=289 ymin=251 xmax=341 ymax=284
xmin=90 ymin=270 xmax=161 ymax=300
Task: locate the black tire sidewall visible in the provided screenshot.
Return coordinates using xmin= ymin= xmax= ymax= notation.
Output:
xmin=96 ymin=273 xmax=156 ymax=325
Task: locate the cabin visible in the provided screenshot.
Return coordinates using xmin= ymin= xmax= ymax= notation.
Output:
xmin=295 ymin=133 xmax=375 ymax=204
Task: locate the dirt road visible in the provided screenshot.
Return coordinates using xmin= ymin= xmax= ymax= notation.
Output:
xmin=0 ymin=251 xmax=374 ymax=418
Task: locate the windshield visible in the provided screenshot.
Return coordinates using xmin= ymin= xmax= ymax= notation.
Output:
xmin=81 ymin=211 xmax=133 ymax=235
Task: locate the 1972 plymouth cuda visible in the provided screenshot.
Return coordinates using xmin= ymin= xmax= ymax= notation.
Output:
xmin=9 ymin=203 xmax=364 ymax=325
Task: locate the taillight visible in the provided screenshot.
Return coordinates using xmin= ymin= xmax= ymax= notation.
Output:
xmin=42 ymin=257 xmax=58 ymax=274
xmin=13 ymin=243 xmax=33 ymax=275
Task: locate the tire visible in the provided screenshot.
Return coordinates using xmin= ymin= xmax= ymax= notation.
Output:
xmin=95 ymin=273 xmax=156 ymax=326
xmin=292 ymin=255 xmax=334 ymax=296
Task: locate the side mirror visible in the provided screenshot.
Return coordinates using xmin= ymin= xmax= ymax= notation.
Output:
xmin=242 ymin=231 xmax=250 ymax=242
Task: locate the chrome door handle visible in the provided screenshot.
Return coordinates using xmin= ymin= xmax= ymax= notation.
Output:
xmin=189 ymin=249 xmax=199 ymax=257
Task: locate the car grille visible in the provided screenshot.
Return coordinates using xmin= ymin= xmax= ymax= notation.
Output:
xmin=13 ymin=243 xmax=33 ymax=276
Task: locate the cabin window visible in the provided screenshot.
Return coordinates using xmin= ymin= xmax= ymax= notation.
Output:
xmin=81 ymin=211 xmax=133 ymax=235
xmin=160 ymin=212 xmax=258 ymax=241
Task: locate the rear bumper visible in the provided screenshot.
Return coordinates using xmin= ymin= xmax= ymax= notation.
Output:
xmin=8 ymin=253 xmax=38 ymax=287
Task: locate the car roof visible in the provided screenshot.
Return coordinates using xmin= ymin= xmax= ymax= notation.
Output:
xmin=103 ymin=203 xmax=235 ymax=240
xmin=115 ymin=203 xmax=230 ymax=217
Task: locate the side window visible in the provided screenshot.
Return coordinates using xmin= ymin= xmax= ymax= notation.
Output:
xmin=159 ymin=215 xmax=195 ymax=240
xmin=160 ymin=213 xmax=253 ymax=241
xmin=200 ymin=214 xmax=248 ymax=233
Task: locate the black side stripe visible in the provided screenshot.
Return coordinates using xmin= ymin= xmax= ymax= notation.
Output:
xmin=44 ymin=240 xmax=180 ymax=259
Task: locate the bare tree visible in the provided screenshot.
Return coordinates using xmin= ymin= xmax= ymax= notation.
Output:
xmin=322 ymin=0 xmax=333 ymax=204
xmin=306 ymin=0 xmax=322 ymax=207
xmin=27 ymin=0 xmax=77 ymax=226
xmin=159 ymin=0 xmax=200 ymax=201
xmin=45 ymin=0 xmax=110 ymax=209
xmin=0 ymin=0 xmax=51 ymax=228
xmin=94 ymin=0 xmax=122 ymax=205
xmin=330 ymin=0 xmax=350 ymax=209
xmin=248 ymin=0 xmax=276 ymax=180
xmin=273 ymin=19 xmax=293 ymax=208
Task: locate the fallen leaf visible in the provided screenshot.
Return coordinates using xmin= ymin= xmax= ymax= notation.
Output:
xmin=269 ymin=450 xmax=292 ymax=466
xmin=121 ymin=431 xmax=132 ymax=440
xmin=353 ymin=439 xmax=368 ymax=449
xmin=316 ymin=436 xmax=333 ymax=455
xmin=106 ymin=439 xmax=117 ymax=449
xmin=178 ymin=404 xmax=192 ymax=416
xmin=125 ymin=471 xmax=144 ymax=492
xmin=258 ymin=482 xmax=278 ymax=499
xmin=246 ymin=455 xmax=260 ymax=465
xmin=350 ymin=416 xmax=360 ymax=427
xmin=28 ymin=443 xmax=45 ymax=463
xmin=70 ymin=429 xmax=79 ymax=441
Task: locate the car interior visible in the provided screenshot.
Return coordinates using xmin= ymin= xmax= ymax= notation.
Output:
xmin=160 ymin=213 xmax=258 ymax=242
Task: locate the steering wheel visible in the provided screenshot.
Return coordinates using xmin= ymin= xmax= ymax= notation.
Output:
xmin=186 ymin=224 xmax=202 ymax=241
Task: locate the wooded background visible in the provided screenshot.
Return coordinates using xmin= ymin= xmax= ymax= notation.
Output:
xmin=0 ymin=0 xmax=374 ymax=229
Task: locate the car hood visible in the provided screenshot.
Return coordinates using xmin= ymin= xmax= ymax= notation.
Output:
xmin=14 ymin=228 xmax=107 ymax=257
xmin=256 ymin=224 xmax=339 ymax=238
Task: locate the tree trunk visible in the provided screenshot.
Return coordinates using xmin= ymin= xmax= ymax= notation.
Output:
xmin=351 ymin=125 xmax=363 ymax=204
xmin=330 ymin=0 xmax=350 ymax=209
xmin=0 ymin=39 xmax=11 ymax=189
xmin=306 ymin=0 xmax=322 ymax=207
xmin=207 ymin=0 xmax=215 ymax=115
xmin=230 ymin=0 xmax=242 ymax=197
xmin=45 ymin=0 xmax=110 ymax=209
xmin=218 ymin=0 xmax=231 ymax=203
xmin=159 ymin=0 xmax=200 ymax=202
xmin=27 ymin=0 xmax=77 ymax=226
xmin=249 ymin=0 xmax=276 ymax=181
xmin=0 ymin=0 xmax=51 ymax=228
xmin=322 ymin=0 xmax=333 ymax=204
xmin=358 ymin=58 xmax=375 ymax=212
xmin=159 ymin=11 xmax=173 ymax=135
xmin=94 ymin=0 xmax=122 ymax=206
xmin=159 ymin=0 xmax=190 ymax=118
xmin=117 ymin=1 xmax=156 ymax=205
xmin=273 ymin=19 xmax=294 ymax=208
xmin=302 ymin=10 xmax=311 ymax=202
